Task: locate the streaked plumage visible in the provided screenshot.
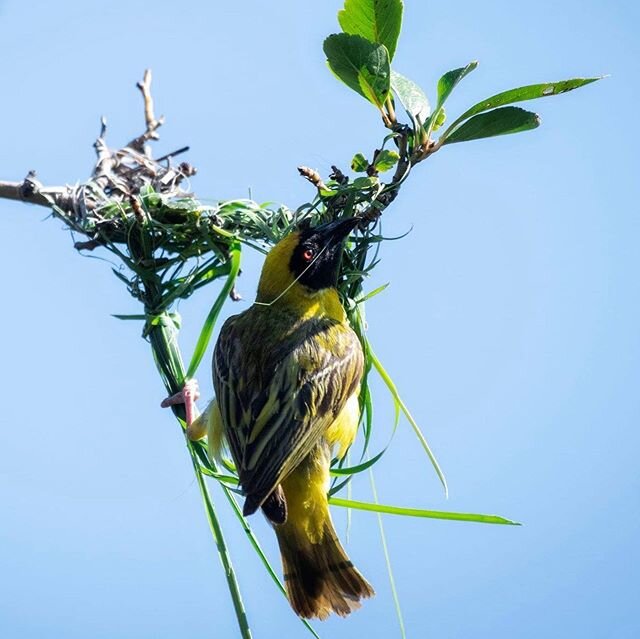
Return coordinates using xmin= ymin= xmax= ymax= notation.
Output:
xmin=193 ymin=218 xmax=374 ymax=618
xmin=214 ymin=305 xmax=362 ymax=515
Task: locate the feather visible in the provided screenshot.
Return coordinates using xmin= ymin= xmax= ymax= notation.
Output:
xmin=213 ymin=304 xmax=363 ymax=510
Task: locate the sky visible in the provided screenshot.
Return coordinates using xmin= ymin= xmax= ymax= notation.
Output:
xmin=0 ymin=1 xmax=638 ymax=638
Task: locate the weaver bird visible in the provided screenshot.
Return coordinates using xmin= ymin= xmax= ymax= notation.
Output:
xmin=163 ymin=216 xmax=374 ymax=619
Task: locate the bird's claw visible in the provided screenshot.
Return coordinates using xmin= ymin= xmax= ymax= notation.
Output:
xmin=161 ymin=378 xmax=200 ymax=426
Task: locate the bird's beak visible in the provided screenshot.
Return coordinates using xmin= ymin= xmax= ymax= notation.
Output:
xmin=313 ymin=216 xmax=360 ymax=246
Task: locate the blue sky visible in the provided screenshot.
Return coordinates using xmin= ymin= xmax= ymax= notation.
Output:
xmin=1 ymin=1 xmax=638 ymax=637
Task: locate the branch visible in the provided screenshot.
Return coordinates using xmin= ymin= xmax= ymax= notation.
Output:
xmin=0 ymin=172 xmax=73 ymax=210
xmin=359 ymin=125 xmax=412 ymax=226
xmin=298 ymin=165 xmax=327 ymax=191
xmin=128 ymin=69 xmax=165 ymax=154
xmin=0 ymin=70 xmax=199 ymax=256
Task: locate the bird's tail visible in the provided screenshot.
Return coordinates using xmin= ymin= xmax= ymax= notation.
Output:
xmin=276 ymin=517 xmax=374 ymax=619
xmin=274 ymin=445 xmax=374 ymax=619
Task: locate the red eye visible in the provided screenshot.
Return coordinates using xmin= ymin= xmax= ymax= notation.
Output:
xmin=302 ymin=249 xmax=314 ymax=262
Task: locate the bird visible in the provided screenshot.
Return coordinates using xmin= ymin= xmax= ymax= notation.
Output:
xmin=162 ymin=216 xmax=374 ymax=619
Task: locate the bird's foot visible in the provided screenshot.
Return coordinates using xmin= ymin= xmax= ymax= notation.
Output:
xmin=161 ymin=378 xmax=200 ymax=426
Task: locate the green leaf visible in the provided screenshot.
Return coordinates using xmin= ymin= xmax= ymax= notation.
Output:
xmin=186 ymin=242 xmax=241 ymax=379
xmin=351 ymin=152 xmax=369 ymax=172
xmin=425 ymin=61 xmax=478 ymax=134
xmin=436 ymin=61 xmax=479 ymax=109
xmin=443 ymin=77 xmax=603 ymax=136
xmin=374 ymin=149 xmax=400 ymax=172
xmin=442 ymin=106 xmax=540 ymax=145
xmin=324 ymin=33 xmax=391 ymax=108
xmin=432 ymin=106 xmax=446 ymax=131
xmin=329 ymin=498 xmax=522 ymax=525
xmin=352 ymin=176 xmax=379 ymax=189
xmin=338 ymin=0 xmax=404 ymax=60
xmin=391 ymin=70 xmax=430 ymax=126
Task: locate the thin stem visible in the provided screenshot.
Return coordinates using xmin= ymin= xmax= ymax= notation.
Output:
xmin=190 ymin=446 xmax=253 ymax=639
xmin=148 ymin=316 xmax=253 ymax=638
xmin=369 ymin=468 xmax=406 ymax=639
xmin=385 ymin=95 xmax=397 ymax=126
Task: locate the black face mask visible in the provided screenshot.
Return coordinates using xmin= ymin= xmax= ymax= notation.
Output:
xmin=289 ymin=218 xmax=360 ymax=291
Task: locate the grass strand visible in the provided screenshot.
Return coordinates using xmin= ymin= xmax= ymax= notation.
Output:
xmin=369 ymin=468 xmax=406 ymax=639
xmin=186 ymin=241 xmax=241 ymax=379
xmin=188 ymin=446 xmax=253 ymax=639
xmin=329 ymin=497 xmax=522 ymax=526
xmin=368 ymin=344 xmax=449 ymax=497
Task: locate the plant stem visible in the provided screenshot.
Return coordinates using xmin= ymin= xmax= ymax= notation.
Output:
xmin=190 ymin=446 xmax=253 ymax=639
xmin=369 ymin=468 xmax=406 ymax=639
xmin=147 ymin=314 xmax=252 ymax=639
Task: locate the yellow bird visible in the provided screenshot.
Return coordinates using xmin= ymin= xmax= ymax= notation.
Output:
xmin=170 ymin=217 xmax=374 ymax=619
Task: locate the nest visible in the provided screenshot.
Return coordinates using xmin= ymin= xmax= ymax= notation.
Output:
xmin=13 ymin=71 xmax=300 ymax=315
xmin=12 ymin=70 xmax=384 ymax=318
xmin=36 ymin=71 xmax=295 ymax=261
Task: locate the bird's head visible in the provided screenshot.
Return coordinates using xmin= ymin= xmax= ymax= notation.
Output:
xmin=256 ymin=217 xmax=359 ymax=308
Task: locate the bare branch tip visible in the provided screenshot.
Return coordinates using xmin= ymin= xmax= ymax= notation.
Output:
xmin=297 ymin=166 xmax=327 ymax=191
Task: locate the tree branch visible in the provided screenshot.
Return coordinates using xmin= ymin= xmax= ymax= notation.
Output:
xmin=128 ymin=69 xmax=165 ymax=154
xmin=0 ymin=173 xmax=73 ymax=210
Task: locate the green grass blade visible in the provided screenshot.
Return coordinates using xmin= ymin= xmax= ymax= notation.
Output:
xmin=330 ymin=448 xmax=386 ymax=476
xmin=150 ymin=321 xmax=253 ymax=638
xmin=354 ymin=282 xmax=390 ymax=304
xmin=220 ymin=456 xmax=238 ymax=474
xmin=350 ymin=308 xmax=375 ymax=457
xmin=368 ymin=344 xmax=449 ymax=497
xmin=188 ymin=449 xmax=253 ymax=639
xmin=186 ymin=242 xmax=241 ymax=379
xmin=359 ymin=373 xmax=375 ymax=456
xmin=345 ymin=450 xmax=353 ymax=543
xmin=198 ymin=467 xmax=240 ymax=486
xmin=189 ymin=438 xmax=213 ymax=468
xmin=369 ymin=468 xmax=406 ymax=639
xmin=330 ymin=387 xmax=400 ymax=478
xmin=112 ymin=313 xmax=147 ymax=320
xmin=328 ymin=475 xmax=354 ymax=497
xmin=329 ymin=497 xmax=521 ymax=525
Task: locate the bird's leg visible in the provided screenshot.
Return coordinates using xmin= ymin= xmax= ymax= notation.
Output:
xmin=161 ymin=378 xmax=200 ymax=426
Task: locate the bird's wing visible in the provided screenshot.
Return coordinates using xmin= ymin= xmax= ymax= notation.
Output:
xmin=213 ymin=311 xmax=363 ymax=507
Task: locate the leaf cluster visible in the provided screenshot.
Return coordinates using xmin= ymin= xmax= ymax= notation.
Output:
xmin=324 ymin=0 xmax=599 ymax=157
